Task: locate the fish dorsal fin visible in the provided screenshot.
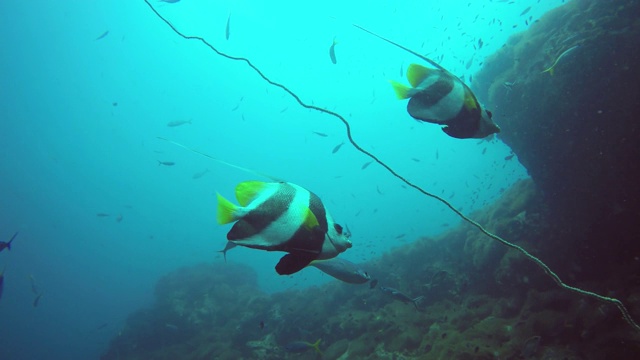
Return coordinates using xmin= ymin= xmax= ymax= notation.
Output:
xmin=235 ymin=181 xmax=266 ymax=206
xmin=406 ymin=63 xmax=433 ymax=88
xmin=302 ymin=206 xmax=320 ymax=230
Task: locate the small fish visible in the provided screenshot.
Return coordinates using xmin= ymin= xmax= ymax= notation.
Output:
xmin=33 ymin=292 xmax=43 ymax=307
xmin=436 ymin=150 xmax=439 ymax=160
xmin=541 ymin=45 xmax=579 ymax=76
xmin=217 ymin=241 xmax=238 ymax=263
xmin=225 ymin=13 xmax=231 ymax=40
xmin=369 ymin=278 xmax=379 ymax=289
xmin=158 ymin=161 xmax=175 ymax=166
xmin=376 ymin=186 xmax=383 ymax=195
xmin=280 ymin=107 xmax=288 ymax=113
xmin=159 ymin=0 xmax=180 ymax=3
xmin=312 ymin=131 xmax=328 ymax=137
xmin=95 ymin=30 xmax=109 ymax=41
xmin=29 ymin=275 xmax=39 ymax=295
xmin=116 ymin=214 xmax=123 ymax=223
xmin=216 ymin=181 xmax=352 ymax=275
xmin=380 ymin=286 xmax=424 ymax=310
xmin=259 ymin=320 xmax=265 ymax=330
xmin=329 ymin=38 xmax=338 ymax=64
xmin=284 ymin=339 xmax=322 ymax=355
xmin=308 ymin=258 xmax=370 ymax=284
xmin=97 ymin=323 xmax=109 ymax=330
xmin=165 ymin=323 xmax=179 ymax=331
xmin=482 ymin=147 xmax=487 ymax=155
xmin=332 ymin=142 xmax=345 ymax=154
xmin=411 ymin=158 xmax=421 ymax=162
xmin=231 ymin=103 xmax=240 ymax=111
xmin=361 ymin=161 xmax=372 ymax=170
xmin=400 ymin=63 xmax=404 ymax=77
xmin=192 ymin=169 xmax=209 ymax=179
xmin=96 ymin=213 xmax=110 ymax=217
xmin=167 ymin=119 xmax=191 ymax=127
xmin=0 ymin=232 xmax=18 ymax=252
xmin=0 ymin=268 xmax=5 ymax=300
xmin=505 ymin=153 xmax=515 ymax=160
xmin=521 ymin=335 xmax=541 ymax=358
xmin=395 ymin=234 xmax=406 ymax=239
xmin=520 ymin=6 xmax=531 ymax=16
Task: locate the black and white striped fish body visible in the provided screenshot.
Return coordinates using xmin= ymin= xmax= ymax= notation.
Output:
xmin=216 ymin=181 xmax=352 ymax=275
xmin=391 ymin=63 xmax=500 ymax=139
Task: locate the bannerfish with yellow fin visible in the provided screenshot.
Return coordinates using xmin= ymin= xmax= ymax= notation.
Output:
xmin=353 ymin=24 xmax=500 ymax=139
xmin=216 ymin=181 xmax=352 ymax=275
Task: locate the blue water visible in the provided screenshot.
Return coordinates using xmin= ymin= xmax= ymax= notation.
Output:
xmin=0 ymin=0 xmax=566 ymax=358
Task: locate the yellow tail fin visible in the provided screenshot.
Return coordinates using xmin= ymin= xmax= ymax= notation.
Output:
xmin=389 ymin=80 xmax=412 ymax=99
xmin=216 ymin=193 xmax=239 ymax=224
xmin=310 ymin=339 xmax=322 ymax=355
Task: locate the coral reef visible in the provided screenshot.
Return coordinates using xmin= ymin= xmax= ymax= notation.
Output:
xmin=101 ymin=179 xmax=640 ymax=359
xmin=102 ymin=1 xmax=640 ymax=358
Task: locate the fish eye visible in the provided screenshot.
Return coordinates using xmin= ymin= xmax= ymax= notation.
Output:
xmin=486 ymin=110 xmax=493 ymax=118
xmin=334 ymin=223 xmax=343 ymax=234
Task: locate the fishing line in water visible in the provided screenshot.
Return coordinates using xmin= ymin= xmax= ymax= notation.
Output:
xmin=143 ymin=0 xmax=639 ymax=331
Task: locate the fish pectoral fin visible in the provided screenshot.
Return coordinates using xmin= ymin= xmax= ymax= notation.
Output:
xmin=216 ymin=193 xmax=239 ymax=224
xmin=235 ymin=181 xmax=267 ymax=206
xmin=389 ymin=80 xmax=412 ymax=100
xmin=275 ymin=253 xmax=317 ymax=275
xmin=406 ymin=63 xmax=433 ymax=88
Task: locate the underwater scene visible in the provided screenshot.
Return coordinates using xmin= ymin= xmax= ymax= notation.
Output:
xmin=1 ymin=0 xmax=639 ymax=359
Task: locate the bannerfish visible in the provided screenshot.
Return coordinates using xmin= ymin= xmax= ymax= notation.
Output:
xmin=167 ymin=119 xmax=191 ymax=127
xmin=284 ymin=339 xmax=322 ymax=355
xmin=217 ymin=241 xmax=238 ymax=263
xmin=225 ymin=13 xmax=231 ymax=40
xmin=352 ymin=24 xmax=499 ymax=139
xmin=308 ymin=258 xmax=370 ymax=284
xmin=216 ymin=181 xmax=352 ymax=275
xmin=158 ymin=161 xmax=175 ymax=166
xmin=380 ymin=286 xmax=424 ymax=310
xmin=541 ymin=45 xmax=579 ymax=76
xmin=329 ymin=38 xmax=338 ymax=64
xmin=390 ymin=63 xmax=500 ymax=139
xmin=0 ymin=232 xmax=18 ymax=252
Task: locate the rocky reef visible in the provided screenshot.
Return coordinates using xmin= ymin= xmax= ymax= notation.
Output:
xmin=102 ymin=179 xmax=640 ymax=359
xmin=474 ymin=0 xmax=640 ymax=283
xmin=102 ymin=1 xmax=640 ymax=358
